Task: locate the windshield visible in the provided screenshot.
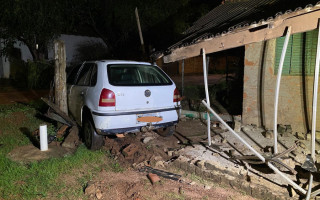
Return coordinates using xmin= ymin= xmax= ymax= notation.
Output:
xmin=107 ymin=64 xmax=172 ymax=86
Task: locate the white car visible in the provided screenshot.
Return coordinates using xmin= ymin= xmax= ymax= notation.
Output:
xmin=67 ymin=60 xmax=180 ymax=150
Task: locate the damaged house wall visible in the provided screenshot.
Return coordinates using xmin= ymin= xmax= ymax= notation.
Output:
xmin=242 ymin=37 xmax=318 ymax=133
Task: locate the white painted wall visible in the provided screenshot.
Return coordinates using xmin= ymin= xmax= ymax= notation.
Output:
xmin=14 ymin=41 xmax=33 ymax=62
xmin=0 ymin=56 xmax=10 ymax=78
xmin=0 ymin=39 xmax=11 ymax=78
xmin=47 ymin=34 xmax=107 ymax=65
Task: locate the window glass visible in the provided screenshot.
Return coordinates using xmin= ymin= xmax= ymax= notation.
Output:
xmin=67 ymin=65 xmax=81 ymax=85
xmin=89 ymin=64 xmax=97 ymax=86
xmin=108 ymin=64 xmax=172 ymax=86
xmin=76 ymin=64 xmax=93 ymax=86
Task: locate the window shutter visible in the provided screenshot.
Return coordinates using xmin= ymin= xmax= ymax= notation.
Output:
xmin=275 ymin=29 xmax=319 ymax=76
xmin=306 ymin=29 xmax=318 ymax=75
xmin=275 ymin=35 xmax=293 ymax=75
xmin=290 ymin=33 xmax=303 ymax=75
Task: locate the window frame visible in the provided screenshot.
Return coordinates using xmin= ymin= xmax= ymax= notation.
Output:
xmin=107 ymin=64 xmax=173 ymax=86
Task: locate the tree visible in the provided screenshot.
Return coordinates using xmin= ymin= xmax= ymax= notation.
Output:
xmin=68 ymin=0 xmax=192 ymax=59
xmin=0 ymin=0 xmax=222 ymax=61
xmin=0 ymin=0 xmax=66 ymax=61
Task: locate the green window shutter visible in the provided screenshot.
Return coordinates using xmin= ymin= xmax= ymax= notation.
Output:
xmin=306 ymin=29 xmax=318 ymax=75
xmin=290 ymin=33 xmax=303 ymax=75
xmin=275 ymin=29 xmax=318 ymax=76
xmin=275 ymin=35 xmax=293 ymax=75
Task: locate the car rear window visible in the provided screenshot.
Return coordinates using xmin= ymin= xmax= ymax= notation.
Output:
xmin=107 ymin=64 xmax=173 ymax=86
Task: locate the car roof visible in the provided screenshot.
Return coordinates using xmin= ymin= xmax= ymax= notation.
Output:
xmin=85 ymin=60 xmax=153 ymax=66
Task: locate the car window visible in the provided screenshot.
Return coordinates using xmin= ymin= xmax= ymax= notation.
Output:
xmin=89 ymin=64 xmax=97 ymax=86
xmin=67 ymin=65 xmax=82 ymax=85
xmin=108 ymin=64 xmax=172 ymax=86
xmin=76 ymin=63 xmax=93 ymax=86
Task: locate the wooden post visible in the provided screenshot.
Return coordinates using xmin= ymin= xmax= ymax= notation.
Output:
xmin=181 ymin=59 xmax=184 ymax=96
xmin=54 ymin=40 xmax=68 ymax=115
xmin=135 ymin=7 xmax=146 ymax=58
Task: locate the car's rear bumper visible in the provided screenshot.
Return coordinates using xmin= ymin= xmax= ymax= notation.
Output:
xmin=92 ymin=107 xmax=180 ymax=135
xmin=96 ymin=120 xmax=178 ymax=135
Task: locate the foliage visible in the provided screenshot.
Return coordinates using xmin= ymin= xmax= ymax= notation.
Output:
xmin=71 ymin=41 xmax=109 ymax=65
xmin=26 ymin=61 xmax=54 ymax=89
xmin=7 ymin=60 xmax=54 ymax=89
xmin=0 ymin=0 xmax=223 ymax=61
xmin=0 ymin=0 xmax=69 ymax=61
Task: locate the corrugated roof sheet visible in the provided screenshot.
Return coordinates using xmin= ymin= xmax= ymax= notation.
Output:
xmin=167 ymin=0 xmax=320 ymax=52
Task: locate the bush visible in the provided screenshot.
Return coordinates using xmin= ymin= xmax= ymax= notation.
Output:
xmin=26 ymin=61 xmax=54 ymax=89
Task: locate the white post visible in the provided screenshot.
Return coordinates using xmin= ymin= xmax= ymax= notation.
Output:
xmin=201 ymin=100 xmax=306 ymax=194
xmin=273 ymin=26 xmax=292 ymax=154
xmin=306 ymin=20 xmax=320 ymax=200
xmin=202 ymin=48 xmax=211 ymax=146
xmin=39 ymin=124 xmax=48 ymax=151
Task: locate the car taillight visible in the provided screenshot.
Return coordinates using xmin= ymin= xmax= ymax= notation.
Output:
xmin=99 ymin=88 xmax=115 ymax=107
xmin=173 ymin=88 xmax=181 ymax=102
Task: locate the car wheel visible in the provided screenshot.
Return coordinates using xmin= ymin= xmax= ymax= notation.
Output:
xmin=155 ymin=125 xmax=175 ymax=137
xmin=83 ymin=118 xmax=104 ymax=150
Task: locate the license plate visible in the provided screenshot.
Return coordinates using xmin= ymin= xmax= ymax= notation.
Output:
xmin=136 ymin=113 xmax=162 ymax=123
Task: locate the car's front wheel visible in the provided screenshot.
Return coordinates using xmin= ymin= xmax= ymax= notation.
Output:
xmin=155 ymin=125 xmax=175 ymax=137
xmin=83 ymin=118 xmax=104 ymax=150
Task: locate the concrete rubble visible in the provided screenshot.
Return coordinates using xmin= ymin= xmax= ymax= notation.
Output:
xmin=135 ymin=116 xmax=320 ymax=199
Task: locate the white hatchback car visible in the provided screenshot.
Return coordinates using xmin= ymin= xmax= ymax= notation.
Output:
xmin=67 ymin=60 xmax=180 ymax=150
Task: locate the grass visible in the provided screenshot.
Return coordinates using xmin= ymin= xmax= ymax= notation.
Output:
xmin=164 ymin=192 xmax=185 ymax=200
xmin=0 ymin=101 xmax=120 ymax=199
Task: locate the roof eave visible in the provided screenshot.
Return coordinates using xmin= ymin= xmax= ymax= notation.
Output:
xmin=163 ymin=6 xmax=320 ymax=63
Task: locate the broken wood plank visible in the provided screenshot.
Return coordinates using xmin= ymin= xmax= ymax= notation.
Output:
xmin=44 ymin=111 xmax=71 ymax=126
xmin=42 ymin=97 xmax=76 ymax=126
xmin=140 ymin=166 xmax=182 ymax=181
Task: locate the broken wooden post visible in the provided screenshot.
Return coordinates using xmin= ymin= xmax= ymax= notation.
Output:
xmin=135 ymin=7 xmax=146 ymax=59
xmin=54 ymin=40 xmax=68 ymax=115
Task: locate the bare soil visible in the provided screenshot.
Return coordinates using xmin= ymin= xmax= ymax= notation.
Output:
xmin=0 ymin=88 xmax=49 ymax=104
xmin=84 ymin=169 xmax=255 ymax=200
xmin=7 ymin=143 xmax=75 ymax=163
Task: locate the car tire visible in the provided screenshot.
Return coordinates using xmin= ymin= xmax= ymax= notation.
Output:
xmin=83 ymin=118 xmax=104 ymax=150
xmin=155 ymin=125 xmax=175 ymax=137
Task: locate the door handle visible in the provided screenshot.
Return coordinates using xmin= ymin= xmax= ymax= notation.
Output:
xmin=80 ymin=91 xmax=84 ymax=96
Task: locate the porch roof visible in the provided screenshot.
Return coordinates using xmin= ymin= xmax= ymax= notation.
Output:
xmin=163 ymin=0 xmax=320 ymax=63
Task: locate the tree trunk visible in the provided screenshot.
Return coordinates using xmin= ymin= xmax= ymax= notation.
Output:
xmin=54 ymin=40 xmax=68 ymax=115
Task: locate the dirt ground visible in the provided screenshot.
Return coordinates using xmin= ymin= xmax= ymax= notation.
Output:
xmin=0 ymin=89 xmax=49 ymax=104
xmin=3 ymin=82 xmax=315 ymax=199
xmin=84 ymin=169 xmax=254 ymax=200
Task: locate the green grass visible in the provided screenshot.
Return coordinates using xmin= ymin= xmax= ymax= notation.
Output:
xmin=164 ymin=192 xmax=185 ymax=200
xmin=0 ymin=102 xmax=117 ymax=199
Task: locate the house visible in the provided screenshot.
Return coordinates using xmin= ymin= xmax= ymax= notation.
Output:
xmin=160 ymin=0 xmax=320 ymax=133
xmin=0 ymin=34 xmax=107 ymax=78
